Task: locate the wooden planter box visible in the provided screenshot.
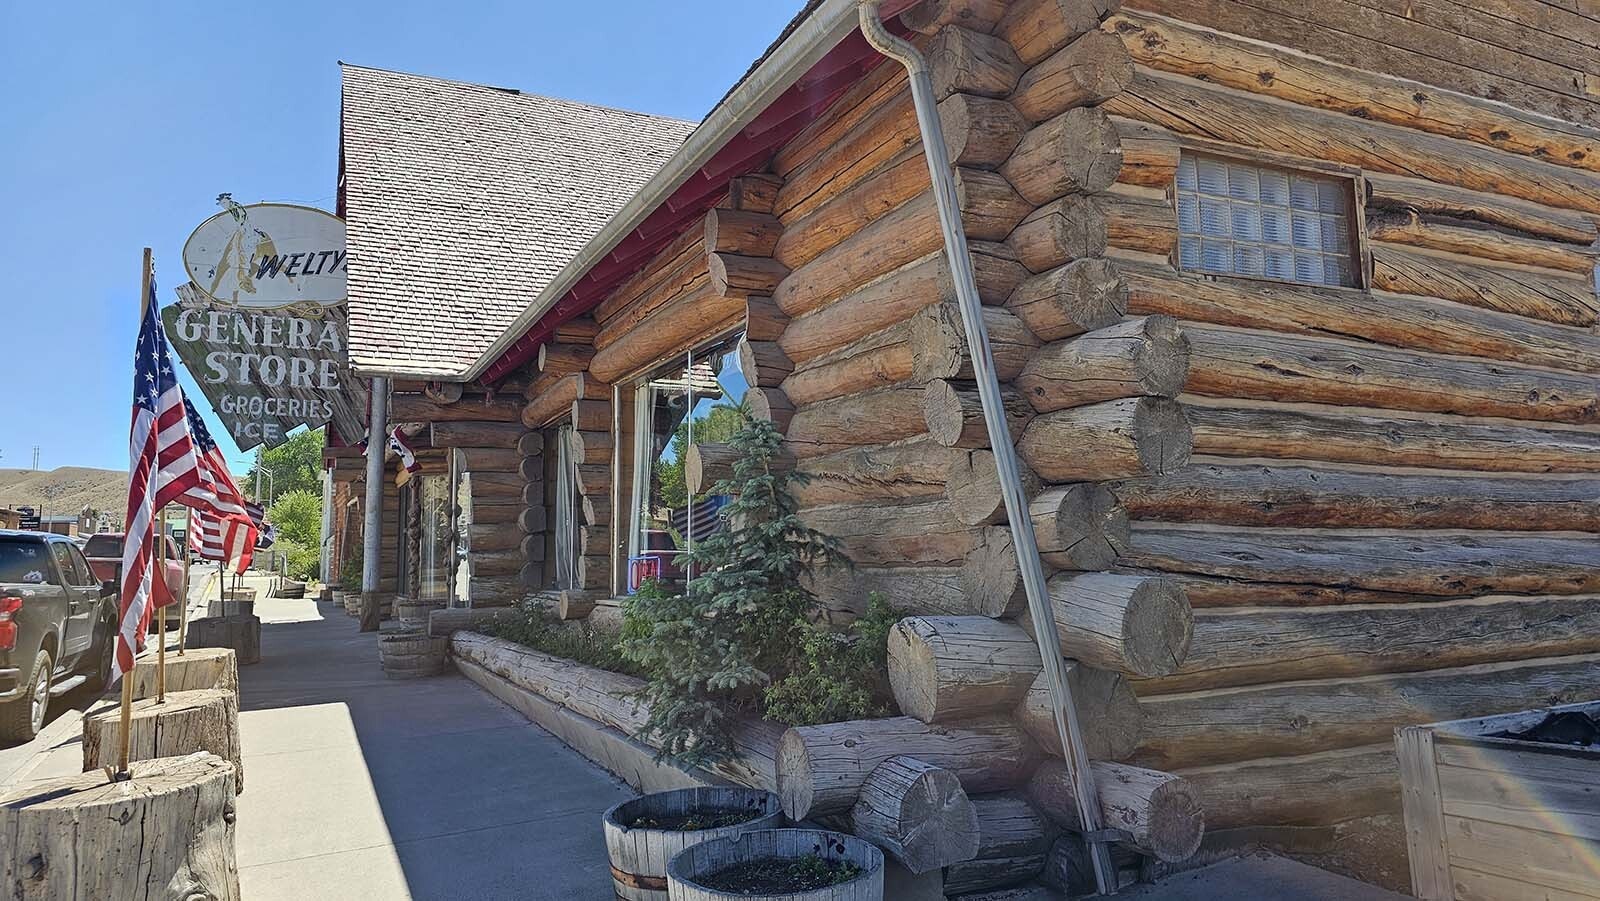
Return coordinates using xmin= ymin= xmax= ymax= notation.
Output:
xmin=1397 ymin=699 xmax=1600 ymax=900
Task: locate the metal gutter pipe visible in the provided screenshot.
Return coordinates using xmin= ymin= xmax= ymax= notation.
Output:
xmin=360 ymin=375 xmax=388 ymax=632
xmin=462 ymin=0 xmax=912 ymax=383
xmin=855 ymin=2 xmax=1119 ymax=894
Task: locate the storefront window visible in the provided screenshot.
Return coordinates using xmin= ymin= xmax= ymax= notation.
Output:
xmin=628 ymin=332 xmax=747 ymax=589
xmin=554 ymin=423 xmax=579 ymax=590
xmin=417 ymin=473 xmax=452 ymax=599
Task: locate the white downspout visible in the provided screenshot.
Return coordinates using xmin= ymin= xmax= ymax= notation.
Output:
xmin=855 ymin=3 xmax=1119 ymax=894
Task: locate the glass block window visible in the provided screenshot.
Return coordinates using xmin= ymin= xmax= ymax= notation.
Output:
xmin=1176 ymin=154 xmax=1357 ymax=287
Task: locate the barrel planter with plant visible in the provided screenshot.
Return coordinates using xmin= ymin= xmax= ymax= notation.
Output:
xmin=666 ymin=828 xmax=884 ymax=901
xmin=377 ymin=630 xmax=448 ymax=679
xmin=603 ymin=787 xmax=784 ymax=901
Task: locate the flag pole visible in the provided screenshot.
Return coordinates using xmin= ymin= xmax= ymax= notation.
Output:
xmin=177 ymin=507 xmax=192 ymax=656
xmin=156 ymin=507 xmax=167 ymax=704
xmin=118 ymin=246 xmax=153 ymax=778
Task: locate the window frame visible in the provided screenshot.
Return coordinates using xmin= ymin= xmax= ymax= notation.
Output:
xmin=1168 ymin=138 xmax=1371 ymax=291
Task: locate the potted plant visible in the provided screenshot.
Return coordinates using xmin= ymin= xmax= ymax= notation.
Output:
xmin=340 ymin=559 xmax=361 ymax=616
xmin=666 ymin=828 xmax=883 ymax=900
xmin=602 ymin=787 xmax=784 ymax=900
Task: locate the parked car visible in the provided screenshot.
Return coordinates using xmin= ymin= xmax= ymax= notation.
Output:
xmin=0 ymin=530 xmax=119 ymax=742
xmin=84 ymin=532 xmax=186 ymax=630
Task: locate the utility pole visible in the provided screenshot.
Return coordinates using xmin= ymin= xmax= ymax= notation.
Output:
xmin=31 ymin=446 xmax=39 ymax=471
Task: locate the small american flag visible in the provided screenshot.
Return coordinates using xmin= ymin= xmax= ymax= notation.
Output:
xmin=182 ymin=402 xmax=260 ymax=574
xmin=118 ymin=276 xmax=203 ymax=680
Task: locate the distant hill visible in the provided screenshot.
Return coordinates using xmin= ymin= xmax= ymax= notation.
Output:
xmin=0 ymin=467 xmax=127 ymax=523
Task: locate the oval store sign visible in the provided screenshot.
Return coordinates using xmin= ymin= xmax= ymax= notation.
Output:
xmin=183 ymin=202 xmax=347 ymax=310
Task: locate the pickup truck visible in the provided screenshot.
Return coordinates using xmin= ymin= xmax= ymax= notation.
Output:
xmin=84 ymin=532 xmax=186 ymax=627
xmin=0 ymin=530 xmax=118 ymax=742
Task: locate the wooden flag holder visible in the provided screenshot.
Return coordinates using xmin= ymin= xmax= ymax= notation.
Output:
xmin=176 ymin=507 xmax=192 ymax=656
xmin=116 ymin=246 xmax=154 ymax=779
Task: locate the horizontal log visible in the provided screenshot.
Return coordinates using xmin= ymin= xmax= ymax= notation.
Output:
xmin=1000 ymin=107 xmax=1123 ymax=205
xmin=910 ymin=303 xmax=1041 ymax=383
xmin=780 ymin=322 xmax=913 ymax=406
xmin=1136 ymin=653 xmax=1600 ymax=771
xmin=1120 ymin=258 xmax=1600 ymax=375
xmin=1100 ymin=182 xmax=1177 ymax=257
xmin=1019 ymin=396 xmax=1191 ymax=482
xmin=939 ymin=93 xmax=1028 ymax=169
xmin=1177 ymin=744 xmax=1398 ymax=829
xmin=468 ymin=548 xmax=527 ymax=577
xmin=1364 ymin=172 xmax=1597 ymax=246
xmin=580 ymin=493 xmax=610 ymax=527
xmin=517 ymin=456 xmax=543 ymax=480
xmin=570 ymin=399 xmax=608 ymax=433
xmin=1138 ymin=594 xmax=1600 ymax=694
xmin=850 ymin=756 xmax=980 ymax=874
xmin=1123 ymin=523 xmax=1600 ymax=599
xmin=1005 ymin=257 xmax=1127 ymax=342
xmin=1370 ymin=245 xmax=1597 ymax=328
xmin=774 ymin=147 xmax=931 ymax=272
xmin=1019 ymin=315 xmax=1187 ymax=414
xmin=390 ymin=394 xmax=521 ymax=424
xmin=997 ymin=0 xmax=1117 ymax=66
xmin=941 ymin=794 xmax=1053 ymax=896
xmin=593 ymin=227 xmax=705 ymax=327
xmin=537 ymin=342 xmax=594 ymax=376
xmin=1182 ymin=322 xmax=1599 ymax=425
xmin=1367 ymin=209 xmax=1598 ymax=275
xmin=522 ymin=373 xmax=588 ymax=430
xmin=1103 ymin=70 xmax=1600 ymax=215
xmin=807 ymin=527 xmax=1024 ymax=619
xmin=1009 ymin=28 xmax=1134 ymax=124
xmin=685 ymin=442 xmax=794 ymax=496
xmin=589 ymin=285 xmax=745 ymax=383
xmin=430 ymin=421 xmax=527 ymax=449
xmin=517 ymin=506 xmax=548 ymax=534
xmin=1014 ymin=661 xmax=1144 ymax=761
xmin=1030 ymin=482 xmax=1127 ymax=570
xmin=704 ymin=207 xmax=782 ymax=257
xmin=557 ymin=589 xmax=606 ymax=621
xmin=573 ymin=463 xmax=609 ymax=498
xmin=1111 ymin=115 xmax=1179 ymax=188
xmin=1027 ymin=758 xmax=1203 ymax=862
xmin=901 ymin=0 xmax=1006 ymax=34
xmin=956 ymin=167 xmax=1036 ymax=240
xmin=736 ymin=337 xmax=794 ymax=387
xmin=774 ymin=79 xmax=917 ymax=223
xmin=792 ymin=436 xmax=966 ymax=507
xmin=1185 ymin=401 xmax=1600 ymax=474
xmin=709 ymin=252 xmax=789 ymax=297
xmin=1112 ymin=462 xmax=1600 ymax=531
xmin=888 ymin=616 xmax=1044 ymax=723
xmin=1008 ymin=195 xmax=1108 ymax=273
xmin=928 ymin=26 xmax=1025 ymax=101
xmin=552 ymin=316 xmax=599 ymax=344
xmin=727 ymin=173 xmax=783 ymax=215
xmin=1107 ymin=10 xmax=1600 ymax=177
xmin=1036 ymin=571 xmax=1192 ymax=677
xmin=801 ymin=497 xmax=985 ymax=567
xmin=467 ymin=524 xmax=522 ymax=553
xmin=785 ymin=386 xmax=926 ymax=458
xmin=747 ymin=386 xmax=796 ymax=433
xmin=455 ymin=447 xmax=522 ymax=472
xmin=923 ymin=379 xmax=1034 ymax=449
xmin=568 ymin=428 xmax=612 ymax=466
xmin=776 ymin=715 xmax=1040 ymax=819
xmin=774 ymin=192 xmax=943 ymax=318
xmin=743 ymin=295 xmax=788 ymax=342
xmin=945 ymin=447 xmax=1041 ymax=526
xmin=519 ymin=534 xmax=547 ymax=562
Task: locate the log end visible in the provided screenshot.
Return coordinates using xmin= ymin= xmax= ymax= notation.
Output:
xmin=1136 ymin=771 xmax=1205 ymax=863
xmin=1121 ymin=576 xmax=1194 ymax=678
xmin=887 ymin=622 xmax=942 ymax=725
xmin=960 ymin=526 xmax=1027 ymax=619
xmin=776 ymin=728 xmax=818 ymax=820
xmin=1134 ymin=315 xmax=1190 ymax=397
xmin=1133 ymin=398 xmax=1193 ymax=476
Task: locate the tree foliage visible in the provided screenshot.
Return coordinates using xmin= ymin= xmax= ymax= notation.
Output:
xmin=267 ymin=489 xmax=321 ymax=548
xmin=245 ymin=427 xmax=325 ymax=502
xmin=763 ymin=594 xmax=899 ymax=726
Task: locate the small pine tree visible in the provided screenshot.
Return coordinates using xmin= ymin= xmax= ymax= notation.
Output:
xmin=622 ymin=407 xmax=842 ymax=766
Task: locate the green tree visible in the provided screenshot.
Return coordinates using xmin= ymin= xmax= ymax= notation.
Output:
xmin=267 ymin=489 xmax=321 ymax=548
xmin=655 ymin=403 xmax=747 ymax=510
xmin=245 ymin=427 xmax=325 ymax=503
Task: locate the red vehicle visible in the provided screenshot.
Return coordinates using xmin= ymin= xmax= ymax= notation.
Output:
xmin=83 ymin=533 xmax=187 ymax=616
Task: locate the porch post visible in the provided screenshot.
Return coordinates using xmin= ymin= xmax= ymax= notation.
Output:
xmin=360 ymin=376 xmax=389 ymax=632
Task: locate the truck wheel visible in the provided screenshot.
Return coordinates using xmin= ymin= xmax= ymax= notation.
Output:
xmin=85 ymin=621 xmax=116 ymax=693
xmin=0 ymin=649 xmax=52 ymax=743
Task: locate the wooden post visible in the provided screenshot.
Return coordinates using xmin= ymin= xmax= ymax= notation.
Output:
xmin=157 ymin=508 xmax=167 ymax=704
xmin=118 ymin=246 xmax=154 ymax=778
xmin=178 ymin=508 xmax=192 ymax=655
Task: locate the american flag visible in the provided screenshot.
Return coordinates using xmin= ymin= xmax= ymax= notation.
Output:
xmin=118 ymin=276 xmax=204 ymax=680
xmin=182 ymin=401 xmax=260 ymax=574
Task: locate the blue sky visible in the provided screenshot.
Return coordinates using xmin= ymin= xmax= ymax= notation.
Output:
xmin=0 ymin=0 xmax=800 ymax=474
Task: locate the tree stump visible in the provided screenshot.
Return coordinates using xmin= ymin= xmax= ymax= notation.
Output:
xmin=130 ymin=647 xmax=238 ymax=701
xmin=82 ymin=689 xmax=244 ymax=793
xmin=185 ymin=614 xmax=261 ymax=665
xmin=207 ymin=600 xmax=254 ymax=619
xmin=0 ymin=751 xmax=240 ymax=900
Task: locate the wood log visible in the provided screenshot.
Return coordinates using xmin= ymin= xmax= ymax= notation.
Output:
xmin=1182 ymin=322 xmax=1599 ymax=425
xmin=573 ymin=464 xmax=609 ymax=497
xmin=1135 ymin=653 xmax=1600 ymax=771
xmin=1111 ymin=461 xmax=1600 ymax=532
xmin=1010 ymin=29 xmax=1135 ymax=124
xmin=1000 ymin=107 xmax=1123 ymax=205
xmin=1120 ymin=258 xmax=1600 ymax=375
xmin=1014 ymin=661 xmax=1144 ymax=761
xmin=1027 ymin=759 xmax=1203 ymax=862
xmin=551 ymin=315 xmax=599 ymax=343
xmin=888 ymin=616 xmax=1044 ymax=723
xmin=1107 ymin=9 xmax=1600 ymax=178
xmin=456 ymin=447 xmax=522 ymax=472
xmin=469 ymin=547 xmax=531 ymax=578
xmin=808 ymin=548 xmax=1024 ymax=621
xmin=0 ymin=753 xmax=241 ymax=901
xmin=1104 ymin=69 xmax=1600 ymax=216
xmin=704 ymin=208 xmax=782 ymax=257
xmin=1035 ymin=572 xmax=1191 ymax=677
xmin=1019 ymin=315 xmax=1187 ymax=414
xmin=850 ymin=756 xmax=981 ymax=874
xmin=1030 ymin=482 xmax=1128 ymax=570
xmin=1100 ymin=182 xmax=1178 ymax=257
xmin=774 ymin=194 xmax=942 ymax=319
xmin=517 ymin=506 xmax=549 ymax=533
xmin=578 ymin=524 xmax=609 ymax=556
xmin=537 ymin=342 xmax=594 ymax=376
xmin=727 ymin=173 xmax=783 ymax=214
xmin=1371 ymin=245 xmax=1599 ymax=329
xmin=748 ymin=385 xmax=797 ymax=432
xmin=575 ymin=554 xmax=610 ymax=591
xmin=185 ymin=614 xmax=261 ymax=665
xmin=928 ymin=26 xmax=1026 ymax=101
xmin=997 ymin=0 xmax=1119 ymax=65
xmin=945 ymin=447 xmax=1042 ymax=526
xmin=776 ymin=716 xmax=1041 ymax=819
xmin=1139 ymin=594 xmax=1600 ymax=695
xmin=431 ymin=420 xmax=527 ymax=449
xmin=1005 ymin=258 xmax=1127 ymax=342
xmin=129 ymin=647 xmax=238 ymax=701
xmin=1364 ymin=171 xmax=1597 ymax=247
xmin=709 ymin=252 xmax=789 ymax=297
xmin=686 ymin=441 xmax=795 ymax=496
xmin=785 ymin=386 xmax=925 ymax=457
xmin=571 ymin=398 xmax=609 ymax=433
xmin=557 ymin=589 xmax=607 ymax=621
xmin=519 ymin=533 xmax=548 ymax=562
xmin=794 ymin=437 xmax=967 ymax=507
xmin=1111 ymin=115 xmax=1179 ymax=187
xmin=910 ymin=302 xmax=1041 ymax=383
xmin=567 ymin=428 xmax=612 ymax=466
xmin=901 ymin=0 xmax=1007 ymax=34
xmin=1122 ymin=523 xmax=1600 ymax=599
xmin=801 ymin=497 xmax=988 ymax=567
xmin=517 ymin=456 xmax=543 ymax=480
xmin=1368 ymin=209 xmax=1599 ymax=275
xmin=582 ymin=492 xmax=611 ymax=526
xmin=427 ymin=606 xmax=515 ymax=636
xmin=780 ymin=321 xmax=914 ymax=406
xmin=1008 ymin=195 xmax=1108 ymax=274
xmin=1018 ymin=397 xmax=1191 ymax=482
xmin=451 ymin=631 xmax=648 ymax=734
xmin=942 ymin=795 xmax=1054 ymax=896
xmin=744 ymin=295 xmax=788 ymax=341
xmin=390 ymin=394 xmax=522 ymax=423
xmin=1185 ymin=400 xmax=1600 ymax=474
xmin=593 ymin=230 xmax=708 ymax=333
xmin=84 ymin=689 xmax=243 ymax=792
xmin=1177 ymin=744 xmax=1399 ymax=829
xmin=923 ymin=379 xmax=1034 ymax=449
xmin=467 ymin=523 xmax=523 ymax=553
xmin=1041 ymin=835 xmax=1095 ymax=896
xmin=522 ymin=373 xmax=584 ymax=429
xmin=775 ymin=149 xmax=930 ymax=272
xmin=774 ymin=78 xmax=917 ymax=223
xmin=940 ymin=93 xmax=1028 ymax=168
xmin=737 ymin=337 xmax=794 ymax=387
xmin=590 ymin=285 xmax=746 ymax=383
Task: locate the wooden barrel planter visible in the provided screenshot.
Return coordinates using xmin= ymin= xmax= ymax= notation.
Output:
xmin=344 ymin=593 xmax=360 ymax=616
xmin=395 ymin=598 xmax=444 ymax=627
xmin=602 ymin=787 xmax=784 ymax=901
xmin=378 ymin=630 xmax=448 ymax=679
xmin=666 ymin=828 xmax=884 ymax=901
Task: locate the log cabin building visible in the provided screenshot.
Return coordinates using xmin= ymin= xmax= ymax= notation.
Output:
xmin=334 ymin=0 xmax=1600 ymax=892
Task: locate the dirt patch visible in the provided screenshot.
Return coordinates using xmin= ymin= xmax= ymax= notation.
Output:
xmin=627 ymin=808 xmax=764 ymax=831
xmin=698 ymin=855 xmax=863 ymax=894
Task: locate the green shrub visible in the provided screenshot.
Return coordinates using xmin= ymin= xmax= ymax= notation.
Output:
xmin=763 ymin=594 xmax=900 ymax=726
xmin=481 ymin=599 xmax=644 ymax=677
xmin=280 ymin=540 xmax=321 ymax=582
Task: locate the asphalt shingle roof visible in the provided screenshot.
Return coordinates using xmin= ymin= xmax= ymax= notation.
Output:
xmin=339 ymin=64 xmax=697 ymax=378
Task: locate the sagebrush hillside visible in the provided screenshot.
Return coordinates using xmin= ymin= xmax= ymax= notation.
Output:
xmin=0 ymin=466 xmax=126 ymax=521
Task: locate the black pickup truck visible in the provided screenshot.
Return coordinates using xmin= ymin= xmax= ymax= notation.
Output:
xmin=0 ymin=531 xmax=118 ymax=742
